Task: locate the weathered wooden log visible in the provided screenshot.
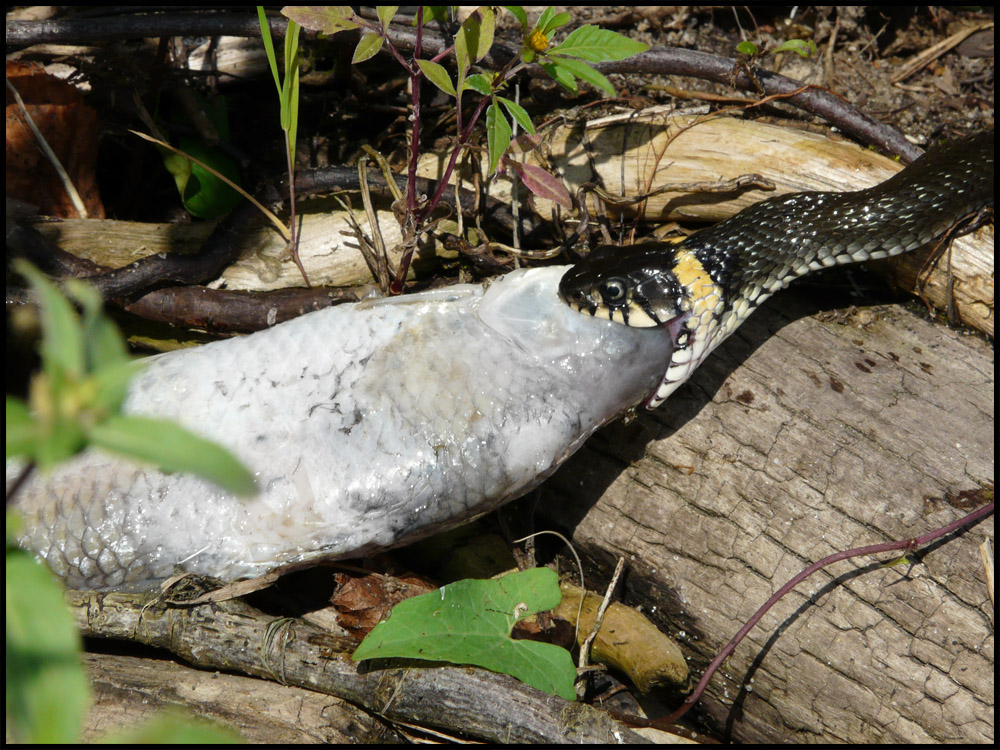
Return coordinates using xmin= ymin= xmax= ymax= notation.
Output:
xmin=80 ymin=651 xmax=396 ymax=743
xmin=67 ymin=591 xmax=665 ymax=744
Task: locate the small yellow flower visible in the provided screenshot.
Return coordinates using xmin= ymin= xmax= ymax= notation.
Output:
xmin=526 ymin=29 xmax=549 ymax=53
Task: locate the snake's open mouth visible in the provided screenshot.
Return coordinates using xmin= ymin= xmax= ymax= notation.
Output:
xmin=640 ymin=310 xmax=695 ymax=408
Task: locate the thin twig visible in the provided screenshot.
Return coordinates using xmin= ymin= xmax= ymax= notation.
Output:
xmin=656 ymin=500 xmax=995 ymax=727
xmin=577 ymin=556 xmax=625 ymax=698
xmin=5 ymin=462 xmax=36 ymax=505
xmin=357 ymin=155 xmax=392 ymax=294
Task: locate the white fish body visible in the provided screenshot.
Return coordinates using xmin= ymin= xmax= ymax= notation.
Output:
xmin=11 ymin=266 xmax=673 ymax=590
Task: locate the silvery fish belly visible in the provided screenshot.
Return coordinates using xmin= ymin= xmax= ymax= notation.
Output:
xmin=11 ymin=267 xmax=673 ymax=590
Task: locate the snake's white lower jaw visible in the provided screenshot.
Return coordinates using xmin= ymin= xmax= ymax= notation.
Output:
xmin=10 ymin=266 xmax=674 ymax=590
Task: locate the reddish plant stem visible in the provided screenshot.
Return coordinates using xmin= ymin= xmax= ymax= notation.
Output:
xmin=391 ymin=89 xmax=490 ymax=294
xmin=285 ymin=132 xmax=309 ymax=287
xmin=415 ymin=51 xmax=525 ymax=226
xmin=405 ymin=6 xmax=423 ymax=214
xmin=415 ymin=93 xmax=491 ymax=226
xmin=658 ymin=500 xmax=995 ymax=728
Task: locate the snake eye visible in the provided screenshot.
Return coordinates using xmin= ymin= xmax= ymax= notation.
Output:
xmin=599 ymin=278 xmax=628 ymax=305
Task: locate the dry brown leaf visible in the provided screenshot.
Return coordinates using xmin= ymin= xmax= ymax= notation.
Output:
xmin=6 ymin=60 xmax=104 ymax=218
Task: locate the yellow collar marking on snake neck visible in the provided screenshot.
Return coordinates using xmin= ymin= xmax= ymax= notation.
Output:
xmin=672 ymin=246 xmax=723 ymax=326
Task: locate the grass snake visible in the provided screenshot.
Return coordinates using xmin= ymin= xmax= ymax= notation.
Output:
xmin=9 ymin=130 xmax=994 ymax=590
xmin=559 ymin=129 xmax=993 ymax=407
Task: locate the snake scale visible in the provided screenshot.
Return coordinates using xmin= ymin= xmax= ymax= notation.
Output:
xmin=9 ymin=130 xmax=994 ymax=590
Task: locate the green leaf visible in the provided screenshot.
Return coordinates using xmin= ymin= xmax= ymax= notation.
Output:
xmin=773 ymin=38 xmax=817 ymax=58
xmin=544 ymin=56 xmax=615 ymax=96
xmin=476 ymin=7 xmax=496 ymax=62
xmin=504 ymin=5 xmax=527 ymax=29
xmin=34 ymin=418 xmax=86 ymax=473
xmin=63 ymin=280 xmax=130 ymax=369
xmin=6 ymin=548 xmax=91 ymax=743
xmin=462 ymin=73 xmax=493 ymax=96
xmin=418 ymin=6 xmax=452 ymax=26
xmin=257 ymin=7 xmax=282 ymax=95
xmin=281 ymin=6 xmax=360 ymax=35
xmin=533 ymin=6 xmax=556 ymax=37
xmin=376 ymin=6 xmax=398 ymax=27
xmin=540 ymin=11 xmax=570 ymax=36
xmin=5 ymin=397 xmax=35 ymax=458
xmin=417 ymin=59 xmax=456 ymax=97
xmin=548 ymin=24 xmax=649 ymax=62
xmin=540 ymin=61 xmax=578 ymax=94
xmin=455 ymin=22 xmax=471 ymax=77
xmin=486 ymin=101 xmax=512 ymax=175
xmin=281 ymin=20 xmax=301 ymax=137
xmin=89 ymin=360 xmax=142 ymax=416
xmin=163 ymin=138 xmax=243 ymax=219
xmin=497 ymin=96 xmax=534 ymax=134
xmin=353 ymin=568 xmax=576 ymax=700
xmin=286 ymin=69 xmax=300 ymax=165
xmin=736 ymin=40 xmax=758 ymax=55
xmin=456 ymin=8 xmax=493 ymax=72
xmin=84 ymin=315 xmax=130 ymax=371
xmin=14 ymin=260 xmax=85 ymax=381
xmin=87 ymin=415 xmax=257 ymax=497
xmin=353 ymin=31 xmax=385 ymax=64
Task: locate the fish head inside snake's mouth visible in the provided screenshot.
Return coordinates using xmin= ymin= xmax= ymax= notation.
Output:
xmin=559 ymin=240 xmax=728 ymax=408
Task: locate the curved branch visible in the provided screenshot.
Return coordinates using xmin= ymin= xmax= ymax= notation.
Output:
xmin=591 ymin=49 xmax=922 ymax=162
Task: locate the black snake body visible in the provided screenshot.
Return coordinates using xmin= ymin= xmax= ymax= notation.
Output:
xmin=559 ymin=130 xmax=994 ymax=407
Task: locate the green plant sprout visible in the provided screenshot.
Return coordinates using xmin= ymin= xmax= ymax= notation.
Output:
xmin=736 ymin=38 xmax=818 ymax=58
xmin=6 ymin=262 xmax=250 ymax=742
xmin=731 ymin=34 xmax=817 ymax=94
xmin=258 ymin=6 xmax=309 ymax=285
xmin=280 ymin=5 xmax=649 ymax=293
xmin=6 ymin=261 xmax=256 ymax=493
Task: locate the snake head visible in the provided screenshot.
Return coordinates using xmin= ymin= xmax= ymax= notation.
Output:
xmin=560 ymin=240 xmax=730 ymax=409
xmin=558 ymin=242 xmax=692 ymax=328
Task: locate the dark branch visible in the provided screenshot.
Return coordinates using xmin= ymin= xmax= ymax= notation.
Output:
xmin=591 ymin=48 xmax=922 ymax=162
xmin=122 ymin=285 xmax=365 ymax=334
